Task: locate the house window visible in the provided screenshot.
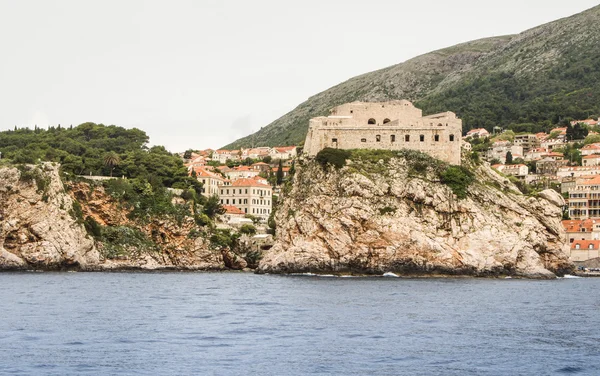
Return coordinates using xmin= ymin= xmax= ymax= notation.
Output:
xmin=391 ymin=135 xmax=396 ymax=142
xmin=420 ymin=135 xmax=425 ymax=142
xmin=226 ymin=199 xmax=229 ymax=204
xmin=232 ymin=199 xmax=235 ymax=204
xmin=434 ymin=135 xmax=440 ymax=142
xmin=245 ymin=208 xmax=247 ymax=213
xmin=361 ymin=138 xmax=367 ymax=142
xmin=576 ymin=244 xmax=580 ymax=249
xmin=405 ymin=135 xmax=410 ymax=142
xmin=590 ymin=244 xmax=595 ymax=249
xmin=376 ymin=135 xmax=381 ymax=142
xmin=450 ymin=134 xmax=455 ymax=142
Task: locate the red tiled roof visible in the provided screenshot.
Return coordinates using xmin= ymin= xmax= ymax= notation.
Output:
xmin=582 ymin=176 xmax=600 ymax=185
xmin=223 ymin=205 xmax=245 ymax=215
xmin=571 ymin=240 xmax=600 ymax=250
xmin=563 ymin=219 xmax=599 ymax=233
xmin=274 ymin=146 xmax=296 ymax=152
xmin=231 ymin=178 xmax=272 ymax=188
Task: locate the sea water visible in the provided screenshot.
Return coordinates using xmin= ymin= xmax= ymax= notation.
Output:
xmin=0 ymin=272 xmax=599 ymax=375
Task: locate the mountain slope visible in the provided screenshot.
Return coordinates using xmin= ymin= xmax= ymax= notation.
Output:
xmin=225 ymin=5 xmax=600 ymax=149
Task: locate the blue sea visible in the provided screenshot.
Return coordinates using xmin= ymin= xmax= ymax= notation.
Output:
xmin=0 ymin=272 xmax=598 ymax=375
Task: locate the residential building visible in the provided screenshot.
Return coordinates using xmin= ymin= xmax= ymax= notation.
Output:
xmin=557 ymin=166 xmax=600 ymax=178
xmin=568 ymin=176 xmax=600 ymax=219
xmin=513 ymin=134 xmax=540 ymax=154
xmin=465 ymin=128 xmax=490 ymax=139
xmin=218 ymin=178 xmax=273 ymax=220
xmin=492 ymin=164 xmax=528 ymax=177
xmin=570 ymin=240 xmax=600 ymax=262
xmin=583 ymin=155 xmax=600 ymax=167
xmin=580 ymin=143 xmax=600 ymax=156
xmin=536 ymin=157 xmax=568 ymax=176
xmin=571 ymin=119 xmax=598 ymax=127
xmin=270 ymin=146 xmax=297 ymax=160
xmin=191 ymin=167 xmax=225 ymax=197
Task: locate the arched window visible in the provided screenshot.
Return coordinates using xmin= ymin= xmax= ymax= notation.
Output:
xmin=438 ymin=123 xmax=443 ymax=127
xmin=383 ymin=118 xmax=391 ymax=124
xmin=368 ymin=118 xmax=376 ymax=125
xmin=589 ymin=244 xmax=595 ymax=249
xmin=376 ymin=135 xmax=381 ymax=142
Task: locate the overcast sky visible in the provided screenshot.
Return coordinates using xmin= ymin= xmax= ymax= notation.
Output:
xmin=0 ymin=0 xmax=598 ymax=152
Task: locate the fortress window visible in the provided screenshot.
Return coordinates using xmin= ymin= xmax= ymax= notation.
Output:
xmin=383 ymin=118 xmax=391 ymax=124
xmin=450 ymin=134 xmax=455 ymax=142
xmin=376 ymin=135 xmax=381 ymax=142
xmin=350 ymin=110 xmax=353 ymax=114
xmin=391 ymin=135 xmax=396 ymax=142
xmin=368 ymin=118 xmax=376 ymax=125
xmin=361 ymin=138 xmax=367 ymax=142
xmin=434 ymin=135 xmax=440 ymax=142
xmin=405 ymin=135 xmax=410 ymax=142
xmin=332 ymin=138 xmax=338 ymax=143
xmin=438 ymin=123 xmax=443 ymax=127
xmin=420 ymin=135 xmax=425 ymax=142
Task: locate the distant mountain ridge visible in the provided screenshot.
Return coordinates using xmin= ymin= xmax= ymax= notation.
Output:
xmin=224 ymin=5 xmax=600 ymax=149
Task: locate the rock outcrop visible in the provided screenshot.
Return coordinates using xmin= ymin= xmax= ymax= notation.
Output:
xmin=0 ymin=164 xmax=99 ymax=270
xmin=258 ymin=156 xmax=573 ymax=278
xmin=0 ymin=164 xmax=225 ymax=271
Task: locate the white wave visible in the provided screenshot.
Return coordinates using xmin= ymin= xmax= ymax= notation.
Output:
xmin=561 ymin=274 xmax=583 ymax=279
xmin=383 ymin=272 xmax=400 ymax=278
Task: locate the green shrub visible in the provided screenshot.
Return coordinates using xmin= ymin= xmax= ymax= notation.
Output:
xmin=440 ymin=165 xmax=474 ymax=199
xmin=379 ymin=206 xmax=396 ymax=215
xmin=100 ymin=226 xmax=158 ymax=259
xmin=239 ymin=224 xmax=257 ymax=236
xmin=315 ymin=148 xmax=351 ymax=169
xmin=84 ymin=216 xmax=102 ymax=238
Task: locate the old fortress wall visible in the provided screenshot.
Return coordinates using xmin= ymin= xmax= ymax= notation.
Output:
xmin=303 ymin=100 xmax=462 ymax=165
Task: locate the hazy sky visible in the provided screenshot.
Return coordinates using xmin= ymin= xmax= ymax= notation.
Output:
xmin=1 ymin=0 xmax=598 ymax=151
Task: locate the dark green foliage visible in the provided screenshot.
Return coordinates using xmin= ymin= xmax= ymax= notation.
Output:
xmin=209 ymin=229 xmax=239 ymax=250
xmin=239 ymin=224 xmax=257 ymax=236
xmin=70 ymin=200 xmax=84 ymax=223
xmin=566 ymin=123 xmax=589 ymax=141
xmin=99 ymin=226 xmax=158 ymax=259
xmin=0 ymin=123 xmax=189 ymax=187
xmin=83 ymin=216 xmax=102 ymax=238
xmin=315 ymin=148 xmax=351 ymax=169
xmin=439 ymin=166 xmax=475 ymax=199
xmin=379 ymin=206 xmax=396 ymax=215
xmin=203 ymin=194 xmax=225 ymax=218
xmin=505 ymin=151 xmax=513 ymax=165
xmin=102 ymin=178 xmax=191 ymax=223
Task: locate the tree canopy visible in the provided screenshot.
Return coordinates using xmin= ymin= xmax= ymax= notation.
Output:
xmin=0 ymin=122 xmax=191 ymax=187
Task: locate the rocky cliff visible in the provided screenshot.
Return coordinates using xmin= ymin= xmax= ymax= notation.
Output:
xmin=258 ymin=152 xmax=572 ymax=278
xmin=0 ymin=164 xmax=99 ymax=270
xmin=0 ymin=164 xmax=228 ymax=271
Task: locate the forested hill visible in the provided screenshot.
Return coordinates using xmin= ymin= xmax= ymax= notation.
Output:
xmin=0 ymin=123 xmax=193 ymax=188
xmin=224 ymin=5 xmax=600 ymax=149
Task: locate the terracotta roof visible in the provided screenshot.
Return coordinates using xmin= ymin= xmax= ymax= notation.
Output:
xmin=191 ymin=167 xmax=223 ymax=179
xmin=582 ymin=144 xmax=600 ymax=150
xmin=252 ymin=162 xmax=269 ymax=166
xmin=582 ymin=176 xmax=600 ymax=185
xmin=231 ymin=178 xmax=272 ymax=188
xmin=571 ymin=240 xmax=600 ymax=250
xmin=563 ymin=219 xmax=599 ymax=233
xmin=583 ymin=155 xmax=600 ymax=159
xmin=274 ymin=146 xmax=296 ymax=152
xmin=223 ymin=205 xmax=245 ymax=215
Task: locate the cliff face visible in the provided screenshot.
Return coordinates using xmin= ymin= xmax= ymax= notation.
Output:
xmin=258 ymin=156 xmax=572 ymax=278
xmin=0 ymin=164 xmax=99 ymax=270
xmin=0 ymin=164 xmax=226 ymax=271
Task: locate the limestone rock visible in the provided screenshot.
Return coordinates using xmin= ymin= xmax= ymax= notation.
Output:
xmin=258 ymin=158 xmax=573 ymax=278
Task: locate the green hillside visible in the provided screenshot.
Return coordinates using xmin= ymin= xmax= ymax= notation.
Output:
xmin=224 ymin=5 xmax=600 ymax=149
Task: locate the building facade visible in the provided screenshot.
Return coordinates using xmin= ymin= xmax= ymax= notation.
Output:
xmin=218 ymin=178 xmax=273 ymax=220
xmin=303 ymin=100 xmax=462 ymax=165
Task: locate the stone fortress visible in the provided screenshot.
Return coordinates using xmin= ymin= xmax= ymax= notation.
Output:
xmin=303 ymin=100 xmax=462 ymax=165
